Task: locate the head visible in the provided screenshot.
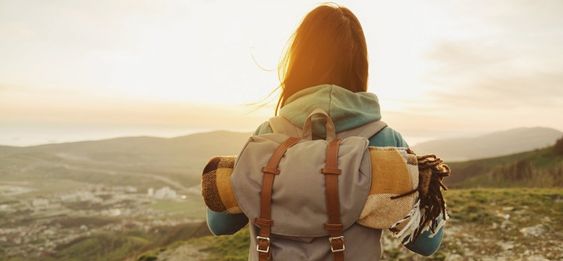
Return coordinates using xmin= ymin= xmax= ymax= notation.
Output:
xmin=276 ymin=4 xmax=368 ymax=114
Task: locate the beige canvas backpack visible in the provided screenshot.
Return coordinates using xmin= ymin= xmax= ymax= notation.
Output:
xmin=230 ymin=109 xmax=390 ymax=261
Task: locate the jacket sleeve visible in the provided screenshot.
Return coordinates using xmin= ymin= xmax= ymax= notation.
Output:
xmin=205 ymin=122 xmax=272 ymax=236
xmin=369 ymin=126 xmax=409 ymax=148
xmin=206 ymin=209 xmax=248 ymax=235
xmin=404 ymin=220 xmax=444 ymax=256
xmin=370 ymin=126 xmax=444 ymax=256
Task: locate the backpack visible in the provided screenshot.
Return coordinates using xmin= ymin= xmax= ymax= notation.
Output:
xmin=230 ymin=108 xmax=391 ymax=261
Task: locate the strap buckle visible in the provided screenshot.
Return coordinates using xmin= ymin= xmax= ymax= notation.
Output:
xmin=256 ymin=236 xmax=270 ymax=253
xmin=328 ymin=235 xmax=345 ymax=252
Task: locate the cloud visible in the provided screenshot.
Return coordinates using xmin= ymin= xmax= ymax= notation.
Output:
xmin=381 ymin=38 xmax=562 ymax=139
xmin=372 ymin=0 xmax=563 ymax=130
xmin=424 ymin=41 xmax=511 ymax=74
xmin=422 ymin=40 xmax=563 ymax=109
xmin=416 ymin=0 xmax=563 ymax=110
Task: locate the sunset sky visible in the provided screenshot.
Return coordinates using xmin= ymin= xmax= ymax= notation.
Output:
xmin=1 ymin=0 xmax=562 ymax=146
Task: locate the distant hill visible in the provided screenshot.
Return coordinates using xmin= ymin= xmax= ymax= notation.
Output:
xmin=413 ymin=127 xmax=563 ymax=161
xmin=447 ymin=144 xmax=563 ymax=188
xmin=0 ymin=145 xmax=16 ymax=154
xmin=2 ymin=127 xmax=561 ymax=191
xmin=0 ymin=130 xmax=250 ymax=191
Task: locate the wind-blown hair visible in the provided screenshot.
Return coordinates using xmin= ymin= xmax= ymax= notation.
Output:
xmin=276 ymin=4 xmax=369 ymax=114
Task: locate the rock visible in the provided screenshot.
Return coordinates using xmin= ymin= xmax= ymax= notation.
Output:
xmin=497 ymin=241 xmax=514 ymax=251
xmin=445 ymin=254 xmax=463 ymax=261
xmin=527 ymin=255 xmax=550 ymax=261
xmin=496 ymin=210 xmax=510 ymax=220
xmin=519 ymin=224 xmax=546 ymax=237
xmin=156 ymin=243 xmax=209 ymax=261
xmin=500 ymin=220 xmax=512 ymax=231
xmin=487 ymin=257 xmax=508 ymax=261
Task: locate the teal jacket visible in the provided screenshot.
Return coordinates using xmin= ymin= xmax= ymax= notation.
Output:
xmin=206 ymin=84 xmax=443 ymax=256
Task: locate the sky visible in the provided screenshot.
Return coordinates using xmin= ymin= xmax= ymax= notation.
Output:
xmin=1 ymin=0 xmax=562 ymax=146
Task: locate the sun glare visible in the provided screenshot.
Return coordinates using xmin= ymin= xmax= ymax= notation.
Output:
xmin=1 ymin=0 xmax=562 ymax=145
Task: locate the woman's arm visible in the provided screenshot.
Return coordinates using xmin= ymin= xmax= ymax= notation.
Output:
xmin=206 ymin=209 xmax=248 ymax=235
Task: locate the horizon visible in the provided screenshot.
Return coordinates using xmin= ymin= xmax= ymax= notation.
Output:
xmin=2 ymin=125 xmax=561 ymax=148
xmin=1 ymin=0 xmax=562 ymax=146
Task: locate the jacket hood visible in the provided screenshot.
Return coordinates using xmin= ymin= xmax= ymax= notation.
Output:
xmin=279 ymin=84 xmax=382 ymax=134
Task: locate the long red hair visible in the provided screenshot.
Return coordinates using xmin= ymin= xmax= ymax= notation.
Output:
xmin=276 ymin=4 xmax=369 ymax=114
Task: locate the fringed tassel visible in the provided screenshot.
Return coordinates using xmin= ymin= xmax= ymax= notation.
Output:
xmin=390 ymin=153 xmax=452 ymax=244
xmin=390 ymin=200 xmax=422 ymax=243
xmin=426 ymin=212 xmax=448 ymax=238
xmin=390 ymin=200 xmax=448 ymax=243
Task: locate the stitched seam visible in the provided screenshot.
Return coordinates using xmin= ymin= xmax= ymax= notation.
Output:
xmin=328 ymin=85 xmax=333 ymax=117
xmin=328 ymin=85 xmax=334 ymax=138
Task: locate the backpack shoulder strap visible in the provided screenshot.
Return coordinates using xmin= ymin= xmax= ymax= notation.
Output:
xmin=336 ymin=120 xmax=387 ymax=140
xmin=268 ymin=116 xmax=302 ymax=137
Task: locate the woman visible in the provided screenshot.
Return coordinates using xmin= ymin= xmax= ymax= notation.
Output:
xmin=207 ymin=4 xmax=444 ymax=259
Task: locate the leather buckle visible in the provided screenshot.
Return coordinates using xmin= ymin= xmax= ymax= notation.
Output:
xmin=262 ymin=167 xmax=280 ymax=175
xmin=321 ymin=168 xmax=341 ymax=175
xmin=254 ymin=217 xmax=273 ymax=228
xmin=256 ymin=236 xmax=270 ymax=253
xmin=328 ymin=235 xmax=345 ymax=252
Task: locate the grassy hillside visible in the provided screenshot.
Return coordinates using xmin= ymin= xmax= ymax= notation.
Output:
xmin=0 ymin=131 xmax=250 ymax=191
xmin=137 ymin=188 xmax=563 ymax=261
xmin=1 ymin=222 xmax=211 ymax=261
xmin=447 ymin=146 xmax=563 ymax=188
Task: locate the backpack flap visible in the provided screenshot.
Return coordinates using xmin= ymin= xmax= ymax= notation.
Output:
xmin=231 ymin=109 xmax=372 ymax=238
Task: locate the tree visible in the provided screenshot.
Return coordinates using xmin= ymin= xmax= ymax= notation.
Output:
xmin=555 ymin=136 xmax=563 ymax=155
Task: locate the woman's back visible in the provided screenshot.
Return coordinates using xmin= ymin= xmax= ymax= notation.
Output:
xmin=206 ymin=3 xmax=445 ymax=259
xmin=243 ymin=84 xmax=406 ymax=260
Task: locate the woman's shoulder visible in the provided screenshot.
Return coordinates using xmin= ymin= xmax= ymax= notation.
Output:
xmin=368 ymin=126 xmax=409 ymax=148
xmin=253 ymin=121 xmax=273 ymax=135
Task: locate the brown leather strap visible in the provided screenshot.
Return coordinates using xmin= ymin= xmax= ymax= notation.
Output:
xmin=256 ymin=136 xmax=300 ymax=261
xmin=322 ymin=139 xmax=345 ymax=261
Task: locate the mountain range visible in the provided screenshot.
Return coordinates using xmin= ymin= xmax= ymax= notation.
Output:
xmin=412 ymin=127 xmax=562 ymax=161
xmin=1 ymin=127 xmax=561 ymax=190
